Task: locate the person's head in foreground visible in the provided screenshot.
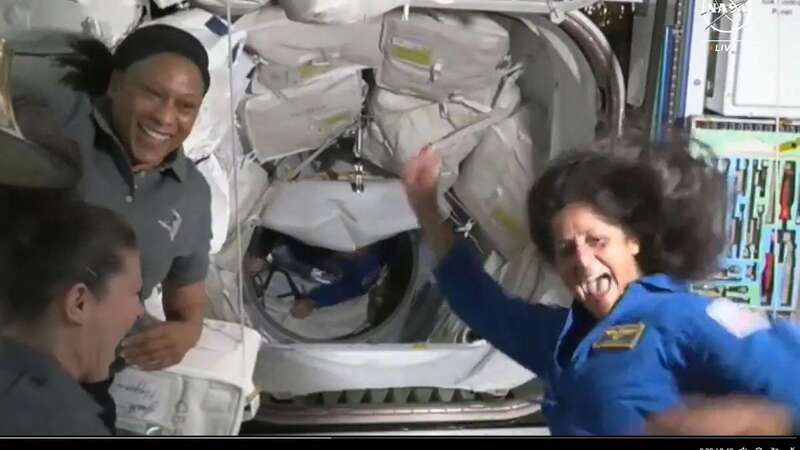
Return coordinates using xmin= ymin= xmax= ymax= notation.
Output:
xmin=0 ymin=201 xmax=144 ymax=382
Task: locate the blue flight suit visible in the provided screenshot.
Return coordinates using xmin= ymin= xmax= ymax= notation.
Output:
xmin=284 ymin=237 xmax=384 ymax=308
xmin=434 ymin=240 xmax=800 ymax=435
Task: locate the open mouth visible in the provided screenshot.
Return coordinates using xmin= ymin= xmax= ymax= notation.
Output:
xmin=580 ymin=273 xmax=613 ymax=299
xmin=138 ymin=123 xmax=171 ymax=143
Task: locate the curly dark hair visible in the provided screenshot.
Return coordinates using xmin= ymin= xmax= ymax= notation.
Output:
xmin=56 ymin=37 xmax=115 ymax=97
xmin=527 ymin=133 xmax=727 ymax=281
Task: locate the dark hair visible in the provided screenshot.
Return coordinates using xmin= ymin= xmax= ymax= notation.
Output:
xmin=56 ymin=38 xmax=115 ymax=97
xmin=0 ymin=200 xmax=137 ymax=325
xmin=57 ymin=25 xmax=211 ymax=97
xmin=527 ymin=133 xmax=727 ymax=281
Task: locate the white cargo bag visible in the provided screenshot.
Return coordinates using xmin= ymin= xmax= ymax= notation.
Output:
xmin=0 ymin=0 xmax=146 ymax=47
xmin=195 ymin=155 xmax=230 ymax=255
xmin=240 ymin=70 xmax=365 ymax=162
xmin=365 ymin=74 xmax=521 ymax=191
xmin=151 ymin=9 xmax=254 ymax=161
xmin=213 ymin=127 xmax=269 ymax=238
xmin=238 ymin=6 xmax=382 ymax=89
xmin=204 ymin=263 xmax=251 ymax=325
xmin=260 ymin=178 xmax=419 ymax=252
xmin=365 ymin=89 xmax=481 ymax=169
xmin=452 ymin=108 xmax=538 ymax=260
xmin=111 ymin=319 xmax=262 ymax=435
xmin=209 ymin=151 xmax=272 ymax=274
xmin=278 ymin=0 xmax=407 ymax=24
xmin=377 ymin=10 xmax=510 ymax=102
xmin=191 ymin=0 xmax=271 ymax=17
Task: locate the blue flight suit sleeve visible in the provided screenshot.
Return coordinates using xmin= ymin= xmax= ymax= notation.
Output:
xmin=676 ymin=300 xmax=800 ymax=433
xmin=308 ymin=253 xmax=381 ymax=308
xmin=433 ymin=239 xmax=569 ymax=378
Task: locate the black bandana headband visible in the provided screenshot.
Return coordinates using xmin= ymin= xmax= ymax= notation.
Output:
xmin=114 ymin=24 xmax=210 ymax=94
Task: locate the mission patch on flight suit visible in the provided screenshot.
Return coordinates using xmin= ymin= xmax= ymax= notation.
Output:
xmin=592 ymin=323 xmax=646 ymax=350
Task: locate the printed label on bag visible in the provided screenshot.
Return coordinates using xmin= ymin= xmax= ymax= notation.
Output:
xmin=390 ymin=36 xmax=433 ymax=67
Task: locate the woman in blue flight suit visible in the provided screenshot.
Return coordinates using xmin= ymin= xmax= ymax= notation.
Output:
xmin=402 ymin=140 xmax=800 ymax=435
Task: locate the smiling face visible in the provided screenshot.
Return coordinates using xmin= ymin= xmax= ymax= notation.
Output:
xmin=108 ymin=53 xmax=204 ymax=172
xmin=550 ymin=202 xmax=643 ymax=319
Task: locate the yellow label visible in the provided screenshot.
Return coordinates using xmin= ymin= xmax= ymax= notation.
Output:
xmin=778 ymin=138 xmax=800 ymax=153
xmin=297 ymin=63 xmax=330 ymax=81
xmin=391 ymin=45 xmax=433 ymax=67
xmin=321 ymin=111 xmax=352 ymax=130
xmin=491 ymin=209 xmax=526 ymax=241
xmin=592 ymin=323 xmax=646 ymax=350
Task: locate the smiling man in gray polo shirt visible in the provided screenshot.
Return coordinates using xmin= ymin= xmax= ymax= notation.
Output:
xmin=11 ymin=26 xmax=214 ymax=431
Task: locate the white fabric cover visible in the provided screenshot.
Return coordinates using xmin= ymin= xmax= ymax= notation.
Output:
xmin=278 ymin=0 xmax=407 ymax=24
xmin=153 ymin=0 xmax=187 ymax=8
xmin=259 ymin=178 xmax=419 ymax=252
xmin=191 ymin=0 xmax=271 ymax=17
xmin=255 ymin=342 xmax=533 ymax=396
xmin=111 ymin=319 xmax=262 ymax=435
xmin=0 ymin=0 xmax=146 ymax=47
xmin=240 ymin=70 xmax=365 ymax=162
xmin=237 ymin=6 xmax=382 ymax=89
xmin=377 ymin=10 xmax=510 ymax=102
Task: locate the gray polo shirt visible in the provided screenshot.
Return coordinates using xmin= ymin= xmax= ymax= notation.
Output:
xmin=11 ymin=53 xmax=211 ymax=298
xmin=0 ymin=337 xmax=110 ymax=436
